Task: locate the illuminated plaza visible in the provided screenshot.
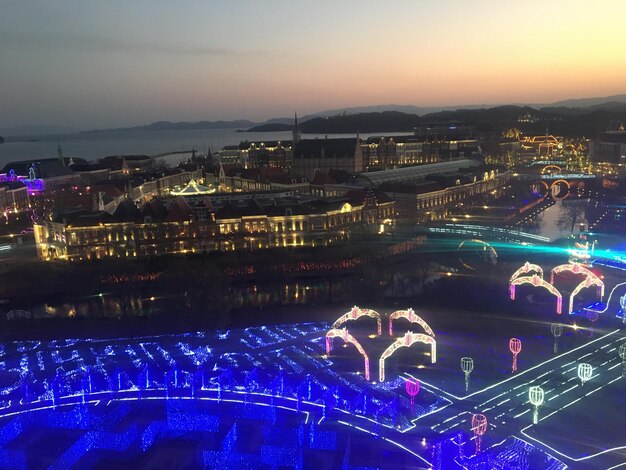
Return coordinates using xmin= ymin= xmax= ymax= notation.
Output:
xmin=0 ymin=261 xmax=623 ymax=468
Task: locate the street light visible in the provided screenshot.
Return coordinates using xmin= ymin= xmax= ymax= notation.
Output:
xmin=461 ymin=357 xmax=474 ymax=393
xmin=577 ymin=363 xmax=593 ymax=385
xmin=550 ymin=323 xmax=563 ymax=354
xmin=528 ymin=386 xmax=544 ymax=424
xmin=471 ymin=414 xmax=488 ymax=454
xmin=509 ymin=338 xmax=522 ymax=373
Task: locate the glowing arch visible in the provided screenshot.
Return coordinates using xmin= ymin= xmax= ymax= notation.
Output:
xmin=550 ymin=264 xmax=603 ymax=289
xmin=550 ymin=179 xmax=570 ymax=200
xmin=457 ymin=239 xmax=497 ymax=271
xmin=388 ymin=308 xmax=435 ymax=337
xmin=332 ymin=306 xmax=382 ymax=336
xmin=569 ymin=277 xmax=605 ymax=314
xmin=325 ymin=328 xmax=371 ymax=381
xmin=379 ymin=332 xmax=436 ymax=382
xmin=542 ymin=164 xmax=562 ymax=174
xmin=510 ymin=262 xmax=544 ymax=283
xmin=510 ymin=274 xmax=563 ymax=314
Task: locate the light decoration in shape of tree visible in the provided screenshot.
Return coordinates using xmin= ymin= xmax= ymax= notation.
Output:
xmin=509 ymin=338 xmax=522 ymax=373
xmin=460 ymin=357 xmax=474 ymax=393
xmin=550 ymin=323 xmax=563 ymax=354
xmin=577 ymin=363 xmax=593 ymax=385
xmin=471 ymin=413 xmax=488 ymax=454
xmin=528 ymin=385 xmax=545 ymax=424
xmin=404 ymin=378 xmax=420 ymax=414
xmin=618 ymin=342 xmax=626 ymax=378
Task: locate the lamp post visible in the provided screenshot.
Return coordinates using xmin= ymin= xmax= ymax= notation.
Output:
xmin=471 ymin=414 xmax=487 ymax=454
xmin=550 ymin=323 xmax=563 ymax=354
xmin=405 ymin=378 xmax=420 ymax=414
xmin=461 ymin=357 xmax=474 ymax=393
xmin=577 ymin=363 xmax=593 ymax=385
xmin=509 ymin=338 xmax=522 ymax=373
xmin=528 ymin=386 xmax=544 ymax=424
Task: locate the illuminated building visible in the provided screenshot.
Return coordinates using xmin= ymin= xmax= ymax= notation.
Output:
xmin=590 ymin=124 xmax=626 ymax=166
xmin=33 ymin=190 xmax=395 ymax=260
xmin=218 ymin=141 xmax=293 ymax=169
xmin=209 ymin=164 xmax=308 ymax=193
xmin=361 ymin=136 xmax=481 ymax=169
xmin=520 ymin=135 xmax=563 ymax=157
xmin=356 ymin=160 xmax=509 ymax=224
xmin=292 ymin=137 xmax=363 ymax=179
xmin=0 ymin=180 xmax=30 ymax=212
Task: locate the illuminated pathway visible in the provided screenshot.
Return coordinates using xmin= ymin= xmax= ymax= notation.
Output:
xmin=413 ymin=328 xmax=626 ymax=468
xmin=0 ymin=321 xmax=622 ymax=468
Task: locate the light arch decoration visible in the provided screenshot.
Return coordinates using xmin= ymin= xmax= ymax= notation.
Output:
xmin=550 ymin=263 xmax=603 ymax=288
xmin=569 ymin=277 xmax=605 ymax=314
xmin=379 ymin=332 xmax=436 ymax=382
xmin=550 ymin=179 xmax=570 ymax=200
xmin=332 ymin=306 xmax=382 ymax=336
xmin=541 ymin=164 xmax=562 ymax=174
xmin=325 ymin=328 xmax=371 ymax=381
xmin=510 ymin=262 xmax=544 ymax=283
xmin=510 ymin=274 xmax=563 ymax=314
xmin=388 ymin=308 xmax=435 ymax=337
xmin=457 ymin=239 xmax=498 ymax=271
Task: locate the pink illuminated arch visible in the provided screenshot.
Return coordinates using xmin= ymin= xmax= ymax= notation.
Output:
xmin=379 ymin=332 xmax=436 ymax=382
xmin=325 ymin=328 xmax=371 ymax=381
xmin=332 ymin=306 xmax=382 ymax=336
xmin=388 ymin=308 xmax=435 ymax=337
xmin=509 ymin=262 xmax=544 ymax=283
xmin=569 ymin=277 xmax=605 ymax=314
xmin=510 ymin=274 xmax=563 ymax=314
xmin=550 ymin=263 xmax=603 ymax=287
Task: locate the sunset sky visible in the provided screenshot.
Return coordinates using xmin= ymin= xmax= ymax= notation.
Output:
xmin=2 ymin=0 xmax=626 ymax=128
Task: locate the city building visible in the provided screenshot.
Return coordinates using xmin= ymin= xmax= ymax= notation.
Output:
xmin=291 ymin=137 xmax=363 ymax=179
xmin=590 ymin=124 xmax=626 ymax=166
xmin=33 ymin=190 xmax=396 ymax=261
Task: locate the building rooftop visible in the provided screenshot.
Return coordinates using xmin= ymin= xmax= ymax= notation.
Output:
xmin=357 ymin=159 xmax=480 ymax=186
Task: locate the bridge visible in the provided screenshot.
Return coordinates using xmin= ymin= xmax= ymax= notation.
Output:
xmin=425 ymin=223 xmax=550 ymax=244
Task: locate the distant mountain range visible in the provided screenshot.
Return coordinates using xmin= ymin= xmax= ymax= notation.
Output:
xmin=3 ymin=93 xmax=626 ymax=137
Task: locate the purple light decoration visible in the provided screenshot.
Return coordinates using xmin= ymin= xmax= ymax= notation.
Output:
xmin=471 ymin=413 xmax=487 ymax=454
xmin=509 ymin=338 xmax=522 ymax=373
xmin=405 ymin=378 xmax=420 ymax=414
xmin=23 ymin=179 xmax=45 ymax=195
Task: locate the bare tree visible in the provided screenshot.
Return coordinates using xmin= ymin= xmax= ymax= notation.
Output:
xmin=557 ymin=200 xmax=586 ymax=233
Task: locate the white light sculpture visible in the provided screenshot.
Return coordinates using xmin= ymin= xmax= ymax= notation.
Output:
xmin=461 ymin=357 xmax=474 ymax=393
xmin=528 ymin=385 xmax=544 ymax=424
xmin=577 ymin=363 xmax=593 ymax=385
xmin=509 ymin=262 xmax=544 ymax=284
xmin=619 ymin=342 xmax=626 ymax=378
xmin=332 ymin=306 xmax=382 ymax=336
xmin=378 ymin=331 xmax=436 ymax=382
xmin=509 ymin=274 xmax=563 ymax=314
xmin=568 ymin=277 xmax=605 ymax=314
xmin=550 ymin=323 xmax=563 ymax=354
xmin=325 ymin=328 xmax=371 ymax=381
xmin=388 ymin=308 xmax=435 ymax=336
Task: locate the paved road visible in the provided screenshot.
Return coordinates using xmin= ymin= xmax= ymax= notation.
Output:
xmin=413 ymin=327 xmax=625 ymax=467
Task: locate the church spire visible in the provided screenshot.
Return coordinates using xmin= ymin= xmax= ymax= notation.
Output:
xmin=292 ymin=112 xmax=301 ymax=145
xmin=57 ymin=144 xmax=65 ymax=166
